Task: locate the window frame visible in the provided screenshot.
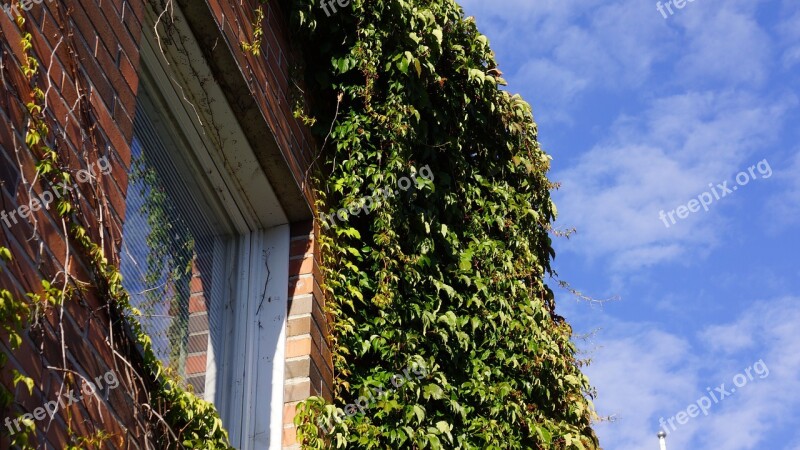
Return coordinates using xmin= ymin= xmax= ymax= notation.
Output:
xmin=129 ymin=7 xmax=292 ymax=448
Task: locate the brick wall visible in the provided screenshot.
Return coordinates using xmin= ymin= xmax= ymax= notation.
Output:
xmin=179 ymin=0 xmax=319 ymax=220
xmin=0 ymin=0 xmax=151 ymax=447
xmin=283 ymin=220 xmax=333 ymax=449
xmin=0 ymin=0 xmax=331 ymax=447
xmin=186 ymin=258 xmax=210 ymax=395
xmin=210 ymin=0 xmax=317 ymax=198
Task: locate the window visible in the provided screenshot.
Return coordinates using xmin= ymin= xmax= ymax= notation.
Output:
xmin=121 ymin=104 xmax=236 ymax=395
xmin=119 ymin=22 xmax=295 ymax=446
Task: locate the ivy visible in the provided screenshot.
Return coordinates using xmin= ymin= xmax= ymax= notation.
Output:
xmin=284 ymin=0 xmax=600 ymax=448
xmin=2 ymin=12 xmax=233 ymax=449
xmin=241 ymin=4 xmax=266 ymax=56
xmin=0 ymin=14 xmax=59 ymax=450
xmin=0 ymin=247 xmax=35 ymax=449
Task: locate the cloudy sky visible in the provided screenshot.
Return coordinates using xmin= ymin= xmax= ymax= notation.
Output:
xmin=459 ymin=0 xmax=800 ymax=448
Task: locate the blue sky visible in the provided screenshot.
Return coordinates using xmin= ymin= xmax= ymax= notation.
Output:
xmin=459 ymin=0 xmax=800 ymax=448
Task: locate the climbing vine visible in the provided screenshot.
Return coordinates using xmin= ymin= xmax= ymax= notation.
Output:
xmin=283 ymin=0 xmax=600 ymax=448
xmin=0 ymin=13 xmax=71 ymax=449
xmin=0 ymin=7 xmax=232 ymax=449
xmin=241 ymin=4 xmax=266 ymax=56
xmin=0 ymin=246 xmax=35 ymax=449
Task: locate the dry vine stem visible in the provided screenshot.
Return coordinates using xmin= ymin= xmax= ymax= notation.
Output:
xmin=1 ymin=0 xmax=243 ymax=445
xmin=3 ymin=5 xmax=155 ymax=447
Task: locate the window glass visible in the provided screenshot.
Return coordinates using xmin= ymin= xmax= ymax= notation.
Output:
xmin=120 ymin=108 xmax=232 ymax=396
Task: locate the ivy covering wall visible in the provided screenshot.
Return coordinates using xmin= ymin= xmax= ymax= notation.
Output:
xmin=0 ymin=11 xmax=232 ymax=449
xmin=284 ymin=0 xmax=601 ymax=448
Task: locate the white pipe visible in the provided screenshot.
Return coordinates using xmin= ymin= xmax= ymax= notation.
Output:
xmin=658 ymin=432 xmax=667 ymax=450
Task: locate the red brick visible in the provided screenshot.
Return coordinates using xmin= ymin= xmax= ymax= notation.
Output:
xmin=289 ymin=255 xmax=314 ymax=276
xmin=285 ymin=336 xmax=312 ymax=359
xmin=290 ymin=237 xmax=313 ymax=257
xmin=185 ymin=355 xmax=207 ymax=375
xmin=190 ymin=276 xmax=204 ymax=295
xmin=282 ymin=425 xmax=298 ymax=446
xmin=289 ymin=275 xmax=314 ymax=297
xmin=189 ymin=294 xmax=207 ymax=313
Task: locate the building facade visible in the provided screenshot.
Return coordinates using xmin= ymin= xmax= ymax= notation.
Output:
xmin=0 ymin=0 xmax=330 ymax=448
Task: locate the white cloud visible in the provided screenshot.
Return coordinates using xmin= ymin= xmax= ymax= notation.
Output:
xmin=699 ymin=323 xmax=755 ymax=354
xmin=693 ymin=298 xmax=800 ymax=449
xmin=765 ymin=150 xmax=800 ymax=232
xmin=580 ymin=297 xmax=800 ymax=450
xmin=777 ymin=1 xmax=800 ymax=69
xmin=459 ymin=0 xmax=671 ymax=120
xmin=552 ymin=91 xmax=793 ymax=269
xmin=585 ymin=326 xmax=697 ymax=449
xmin=674 ymin=8 xmax=773 ymax=87
xmin=460 ymin=0 xmax=776 ymax=120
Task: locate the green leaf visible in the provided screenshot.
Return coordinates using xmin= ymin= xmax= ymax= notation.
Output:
xmin=423 ymin=384 xmax=444 ymax=400
xmin=413 ymin=404 xmax=425 ymax=423
xmin=13 ymin=370 xmax=34 ymax=395
xmin=431 ymin=28 xmax=443 ymax=46
xmin=0 ymin=247 xmax=11 ymax=262
xmin=397 ymin=57 xmax=410 ymax=74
